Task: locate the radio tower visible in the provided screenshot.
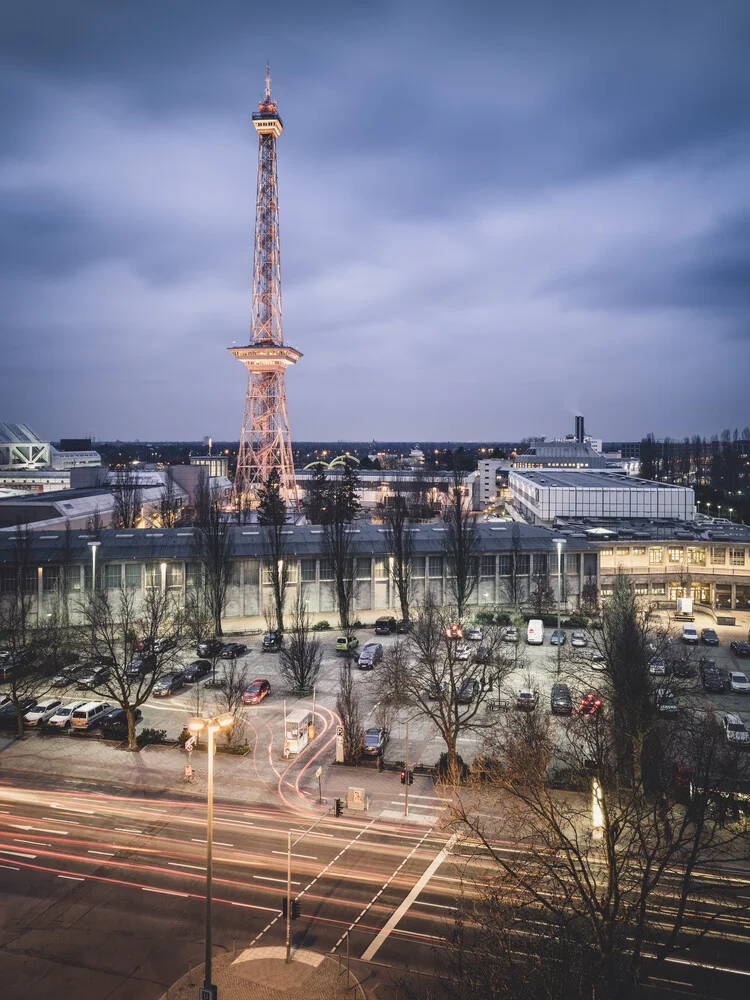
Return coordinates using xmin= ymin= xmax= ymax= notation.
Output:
xmin=230 ymin=67 xmax=301 ymax=508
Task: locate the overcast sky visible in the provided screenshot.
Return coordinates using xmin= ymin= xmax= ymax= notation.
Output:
xmin=2 ymin=0 xmax=749 ymax=443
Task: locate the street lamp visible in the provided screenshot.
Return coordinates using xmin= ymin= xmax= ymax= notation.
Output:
xmin=160 ymin=561 xmax=167 ymax=592
xmin=87 ymin=540 xmax=101 ymax=593
xmin=592 ymin=778 xmax=604 ymax=840
xmin=188 ymin=713 xmax=234 ymax=999
xmin=553 ymin=538 xmax=566 ymax=675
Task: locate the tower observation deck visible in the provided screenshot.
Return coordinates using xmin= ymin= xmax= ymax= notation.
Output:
xmin=230 ymin=67 xmax=301 ymax=507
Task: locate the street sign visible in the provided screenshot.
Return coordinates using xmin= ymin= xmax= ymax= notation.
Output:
xmin=335 ymin=726 xmax=344 ymax=763
xmin=315 ymin=767 xmax=323 ymax=779
xmin=184 ymin=737 xmax=195 ymax=752
xmin=336 ymin=726 xmax=343 ymax=738
xmin=199 ymin=987 xmax=217 ymax=1000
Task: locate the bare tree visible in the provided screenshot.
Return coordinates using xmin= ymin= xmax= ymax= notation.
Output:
xmin=580 ymin=571 xmax=599 ymax=617
xmin=158 ymin=467 xmax=182 ymax=527
xmin=211 ymin=656 xmax=249 ymax=746
xmin=192 ymin=495 xmax=234 ymax=637
xmin=505 ymin=522 xmax=523 ymax=610
xmin=278 ymin=593 xmax=322 ymax=695
xmin=112 ymin=466 xmax=143 ymax=529
xmin=335 ymin=662 xmax=364 ymax=763
xmin=257 ymin=469 xmax=289 ymax=635
xmin=381 ymin=483 xmax=414 ymax=623
xmin=442 ymin=467 xmax=479 ymax=619
xmin=529 ymin=557 xmax=555 ymax=616
xmin=77 ymin=583 xmax=184 ymax=749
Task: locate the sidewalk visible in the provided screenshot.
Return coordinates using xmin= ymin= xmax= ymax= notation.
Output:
xmin=162 ymin=948 xmax=368 ymax=1000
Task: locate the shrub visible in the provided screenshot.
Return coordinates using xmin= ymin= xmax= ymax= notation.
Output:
xmin=312 ymin=620 xmax=331 ymax=631
xmin=436 ymin=751 xmax=469 ymax=783
xmin=562 ymin=614 xmax=589 ymax=629
xmin=136 ymin=727 xmax=168 ymax=748
xmin=102 ymin=721 xmax=128 ymax=742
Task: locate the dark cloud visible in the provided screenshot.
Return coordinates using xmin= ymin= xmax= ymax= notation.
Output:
xmin=1 ymin=0 xmax=750 ymax=441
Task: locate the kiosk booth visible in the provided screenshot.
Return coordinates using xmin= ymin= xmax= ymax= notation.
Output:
xmin=285 ymin=709 xmax=313 ymax=755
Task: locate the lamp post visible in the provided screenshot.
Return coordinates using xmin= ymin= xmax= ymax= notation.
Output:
xmin=553 ymin=538 xmax=565 ymax=676
xmin=160 ymin=561 xmax=167 ymax=592
xmin=188 ymin=713 xmax=234 ymax=999
xmin=87 ymin=540 xmax=101 ymax=593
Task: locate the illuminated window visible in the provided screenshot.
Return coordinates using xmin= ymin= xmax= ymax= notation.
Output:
xmin=649 ymin=548 xmax=663 ymax=565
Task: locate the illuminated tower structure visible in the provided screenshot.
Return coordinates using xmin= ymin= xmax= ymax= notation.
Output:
xmin=230 ymin=68 xmax=301 ymax=507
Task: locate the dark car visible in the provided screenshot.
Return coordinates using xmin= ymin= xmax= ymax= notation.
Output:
xmin=196 ymin=639 xmax=225 ymax=658
xmin=550 ymin=682 xmax=573 ymax=715
xmin=241 ymin=679 xmax=271 ymax=705
xmin=516 ymin=689 xmax=539 ymax=711
xmin=396 ymin=619 xmax=411 ymax=634
xmin=701 ymin=664 xmax=726 ymax=693
xmin=52 ymin=663 xmax=87 ymax=688
xmin=262 ymin=631 xmax=283 ymax=652
xmin=474 ymin=644 xmax=492 ymax=665
xmin=153 ymin=671 xmax=186 ymax=696
xmin=550 ymin=629 xmax=567 ymax=646
xmin=184 ymin=659 xmax=212 ymax=682
xmin=101 ymin=707 xmax=142 ymax=727
xmin=670 ymin=658 xmax=695 ymax=679
xmin=136 ymin=637 xmax=154 ymax=653
xmin=362 ymin=727 xmax=388 ymax=757
xmin=457 ymin=678 xmax=480 ymax=704
xmin=78 ymin=664 xmax=111 ymax=686
xmin=374 ymin=616 xmax=398 ymax=635
xmin=0 ymin=698 xmax=38 ymax=729
xmin=221 ymin=642 xmax=248 ymax=659
xmin=358 ymin=642 xmax=383 ymax=670
xmin=125 ymin=654 xmax=156 ymax=679
xmin=701 ymin=628 xmax=720 ymax=646
xmin=426 ymin=680 xmax=448 ymax=701
xmin=731 ymin=641 xmax=750 ymax=658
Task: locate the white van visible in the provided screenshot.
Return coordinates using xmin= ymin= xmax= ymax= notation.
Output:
xmin=70 ymin=701 xmax=111 ymax=730
xmin=526 ymin=619 xmax=544 ymax=645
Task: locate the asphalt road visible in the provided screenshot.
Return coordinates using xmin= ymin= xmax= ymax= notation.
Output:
xmin=1 ymin=773 xmax=750 ymax=1000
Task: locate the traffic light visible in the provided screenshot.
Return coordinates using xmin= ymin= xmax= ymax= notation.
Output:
xmin=291 ymin=899 xmax=301 ymax=920
xmin=282 ymin=897 xmax=288 ymax=919
xmin=334 ymin=797 xmax=342 ymax=817
xmin=408 ymin=770 xmax=414 ymax=785
xmin=400 ymin=770 xmax=406 ymax=785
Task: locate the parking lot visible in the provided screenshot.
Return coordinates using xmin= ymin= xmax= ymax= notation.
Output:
xmin=7 ymin=609 xmax=750 ymax=774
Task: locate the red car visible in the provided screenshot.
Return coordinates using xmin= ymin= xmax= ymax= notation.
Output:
xmin=577 ymin=693 xmax=603 ymax=716
xmin=241 ymin=679 xmax=271 ymax=705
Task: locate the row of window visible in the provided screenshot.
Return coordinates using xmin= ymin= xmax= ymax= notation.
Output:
xmin=601 ymin=546 xmax=747 ymax=567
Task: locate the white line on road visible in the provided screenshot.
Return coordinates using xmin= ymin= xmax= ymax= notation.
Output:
xmin=254 ymin=876 xmax=301 ymax=885
xmin=44 ymin=818 xmax=78 ymax=826
xmin=395 ymin=794 xmax=446 ymax=802
xmin=389 ymin=801 xmax=446 ymax=810
xmin=361 ymin=833 xmax=458 ymax=962
xmin=191 ymin=838 xmax=234 ymax=847
xmin=168 ymin=862 xmax=207 ymax=871
xmin=87 ymin=850 xmax=116 ymax=857
xmin=58 ymin=875 xmax=85 ymax=881
xmin=50 ymin=804 xmax=94 ymax=815
xmin=142 ymin=887 xmax=189 ymax=897
xmin=418 ymin=900 xmax=456 ymax=910
xmin=272 ymin=850 xmax=317 ymax=860
xmin=9 ymin=825 xmax=69 ymax=835
xmin=13 ymin=838 xmax=50 ymax=847
xmin=0 ymin=863 xmax=20 ymax=870
xmin=0 ymin=849 xmax=37 ymax=859
xmin=116 ymin=828 xmax=143 ymax=834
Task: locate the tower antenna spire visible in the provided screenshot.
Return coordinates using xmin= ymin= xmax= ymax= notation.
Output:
xmin=230 ymin=70 xmax=301 ymax=510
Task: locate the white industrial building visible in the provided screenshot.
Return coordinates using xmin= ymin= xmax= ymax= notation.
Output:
xmin=509 ymin=469 xmax=695 ymax=524
xmin=0 ymin=423 xmax=101 ymax=472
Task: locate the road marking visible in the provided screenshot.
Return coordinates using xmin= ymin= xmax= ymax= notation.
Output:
xmin=0 ymin=849 xmax=37 ymax=859
xmin=395 ymin=794 xmax=446 ymax=802
xmin=168 ymin=862 xmax=207 ymax=871
xmin=58 ymin=875 xmax=85 ymax=881
xmin=116 ymin=828 xmax=143 ymax=834
xmin=142 ymin=887 xmax=189 ymax=897
xmin=0 ymin=863 xmax=20 ymax=870
xmin=254 ymin=876 xmax=301 ymax=885
xmin=88 ymin=850 xmax=116 ymax=857
xmin=14 ymin=838 xmax=51 ymax=847
xmin=418 ymin=900 xmax=456 ymax=910
xmin=191 ymin=838 xmax=234 ymax=847
xmin=389 ymin=801 xmax=446 ymax=810
xmin=9 ymin=825 xmax=68 ymax=836
xmin=272 ymin=851 xmax=317 ymax=860
xmin=361 ymin=833 xmax=458 ymax=962
xmin=50 ymin=804 xmax=94 ymax=815
xmin=44 ymin=818 xmax=79 ymax=826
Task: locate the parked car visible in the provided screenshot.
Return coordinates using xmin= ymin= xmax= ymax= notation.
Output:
xmin=221 ymin=643 xmax=248 ymax=659
xmin=0 ymin=697 xmax=37 ymax=727
xmin=516 ymin=689 xmax=539 ymax=711
xmin=474 ymin=644 xmax=492 ymax=665
xmin=591 ymin=653 xmax=607 ymax=672
xmin=457 ymin=678 xmax=480 ymax=704
xmin=571 ymin=631 xmax=587 ymax=647
xmin=23 ymin=698 xmax=63 ymax=727
xmin=335 ymin=635 xmax=359 ymax=654
xmin=241 ymin=679 xmax=271 ymax=705
xmin=196 ymin=639 xmax=225 ymax=658
xmin=396 ymin=619 xmax=411 ymax=634
xmin=78 ymin=664 xmax=111 ymax=687
xmin=722 ymin=713 xmax=750 ymax=747
xmin=649 ymin=658 xmax=667 ymax=676
xmin=374 ymin=616 xmax=398 ymax=635
xmin=125 ymin=653 xmax=156 ymax=678
xmin=184 ymin=659 xmax=212 ymax=682
xmin=502 ymin=627 xmax=519 ymax=644
xmin=362 ymin=727 xmax=388 ymax=757
xmin=70 ymin=701 xmax=112 ymax=730
xmin=671 ymin=657 xmax=695 ymax=678
xmin=731 ymin=641 xmax=750 ymax=657
xmin=550 ymin=629 xmax=567 ymax=646
xmin=730 ymin=671 xmax=750 ymax=693
xmin=262 ymin=631 xmax=283 ymax=652
xmin=152 ymin=671 xmax=186 ymax=696
xmin=682 ymin=626 xmax=699 ymax=645
xmin=701 ymin=628 xmax=720 ymax=646
xmin=550 ymin=683 xmax=573 ymax=715
xmin=358 ymin=642 xmax=383 ymax=670
xmin=465 ymin=625 xmax=483 ymax=642
xmin=656 ymin=688 xmax=678 ymax=716
xmin=577 ymin=693 xmax=603 ymax=716
xmin=426 ymin=679 xmax=448 ymax=701
xmin=455 ymin=643 xmax=471 ymax=661
xmin=47 ymin=701 xmax=88 ymax=729
xmin=100 ymin=706 xmax=142 ymax=728
xmin=701 ymin=663 xmax=726 ymax=693
xmin=446 ymin=623 xmax=463 ymax=640
xmin=52 ymin=664 xmax=87 ymax=688
xmin=136 ymin=637 xmax=154 ymax=653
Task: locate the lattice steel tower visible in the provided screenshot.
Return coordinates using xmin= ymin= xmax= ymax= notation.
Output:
xmin=230 ymin=67 xmax=301 ymax=507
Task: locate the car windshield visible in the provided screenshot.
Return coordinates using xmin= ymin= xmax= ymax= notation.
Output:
xmin=57 ymin=708 xmax=72 ymax=717
xmin=365 ymin=733 xmax=381 ymax=746
xmin=728 ymin=723 xmax=746 ymax=732
xmin=248 ymin=683 xmax=262 ymax=692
